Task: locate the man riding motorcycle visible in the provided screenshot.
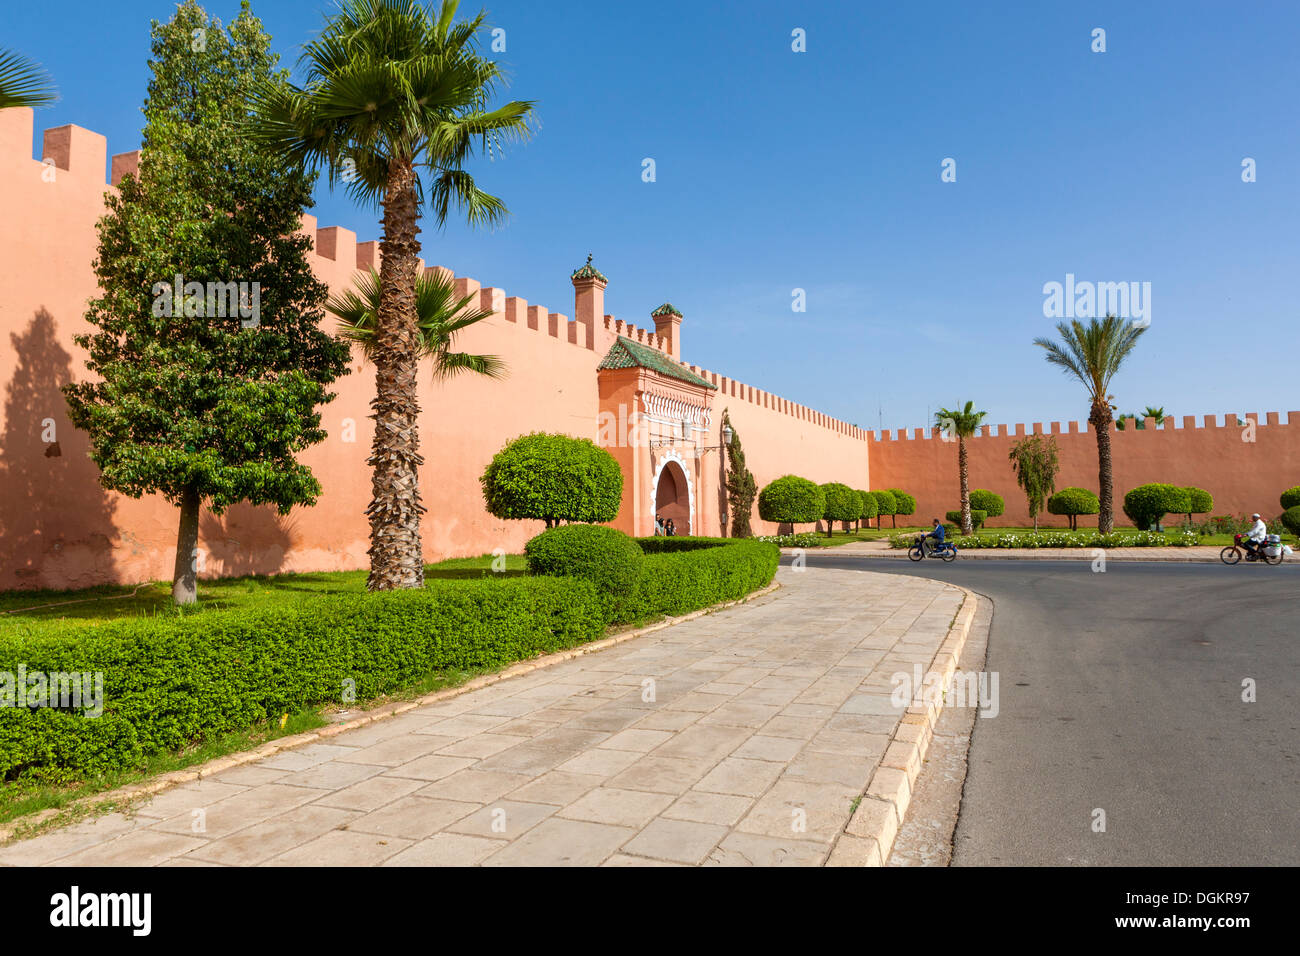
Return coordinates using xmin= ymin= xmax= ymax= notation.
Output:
xmin=1243 ymin=513 xmax=1268 ymax=560
xmin=921 ymin=517 xmax=945 ymax=556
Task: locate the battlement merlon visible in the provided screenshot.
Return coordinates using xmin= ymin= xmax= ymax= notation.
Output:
xmin=868 ymin=411 xmax=1300 ymax=441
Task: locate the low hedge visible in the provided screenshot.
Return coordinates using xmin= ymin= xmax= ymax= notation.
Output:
xmin=2 ymin=536 xmax=780 ymax=785
xmin=946 ymin=509 xmax=988 ymax=530
xmin=0 ymin=577 xmax=606 ymax=783
xmin=623 ymin=538 xmax=779 ymax=622
xmin=637 ymin=535 xmax=733 ymax=553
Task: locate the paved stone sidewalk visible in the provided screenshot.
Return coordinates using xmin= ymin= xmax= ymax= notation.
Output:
xmin=0 ymin=567 xmax=962 ymax=868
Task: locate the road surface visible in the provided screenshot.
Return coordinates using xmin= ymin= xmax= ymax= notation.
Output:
xmin=788 ymin=553 xmax=1299 ymax=865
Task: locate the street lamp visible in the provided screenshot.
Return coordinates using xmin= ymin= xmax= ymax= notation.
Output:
xmin=691 ymin=422 xmax=733 ymax=459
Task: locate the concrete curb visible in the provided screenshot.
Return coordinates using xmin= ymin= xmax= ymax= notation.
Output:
xmin=825 ymin=583 xmax=980 ymax=867
xmin=0 ymin=579 xmax=783 ymax=845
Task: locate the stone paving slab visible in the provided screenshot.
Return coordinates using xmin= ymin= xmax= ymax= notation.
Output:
xmin=0 ymin=567 xmax=964 ymax=868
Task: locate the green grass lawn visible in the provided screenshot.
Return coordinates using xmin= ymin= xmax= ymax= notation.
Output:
xmin=0 ymin=553 xmax=527 ymax=637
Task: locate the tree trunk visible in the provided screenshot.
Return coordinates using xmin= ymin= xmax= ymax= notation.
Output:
xmin=171 ymin=485 xmax=201 ymax=605
xmin=366 ymin=157 xmax=426 ymax=591
xmin=1092 ymin=403 xmax=1114 ymax=534
xmin=959 ymin=437 xmax=972 ymax=535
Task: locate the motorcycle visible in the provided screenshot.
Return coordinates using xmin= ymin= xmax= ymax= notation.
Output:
xmin=1220 ymin=533 xmax=1284 ymax=566
xmin=908 ymin=533 xmax=957 ymax=563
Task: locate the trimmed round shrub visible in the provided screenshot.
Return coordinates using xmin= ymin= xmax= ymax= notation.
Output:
xmin=820 ymin=483 xmax=862 ymax=534
xmin=1182 ymin=486 xmax=1213 ymax=518
xmin=946 ymin=509 xmax=988 ymax=531
xmin=886 ymin=489 xmax=916 ymax=527
xmin=969 ymin=489 xmax=1005 ymax=518
xmin=482 ymin=433 xmax=623 ymax=527
xmin=758 ymin=475 xmax=825 ymax=527
xmin=857 ymin=489 xmax=878 ymax=525
xmin=872 ymin=489 xmax=897 ymax=527
xmin=1280 ymin=486 xmax=1300 ymax=510
xmin=1281 ymin=506 xmax=1300 ymax=537
xmin=1122 ymin=483 xmax=1187 ymax=531
xmin=1048 ymin=487 xmax=1100 ymax=530
xmin=524 ymin=524 xmax=644 ymax=599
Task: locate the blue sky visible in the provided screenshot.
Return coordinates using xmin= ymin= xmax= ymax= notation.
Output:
xmin=9 ymin=0 xmax=1299 ymax=432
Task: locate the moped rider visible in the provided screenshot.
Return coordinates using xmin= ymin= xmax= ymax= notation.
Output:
xmin=921 ymin=517 xmax=945 ymax=555
xmin=1244 ymin=513 xmax=1268 ymax=560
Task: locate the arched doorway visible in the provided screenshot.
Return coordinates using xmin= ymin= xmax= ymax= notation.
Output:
xmin=654 ymin=459 xmax=691 ymax=535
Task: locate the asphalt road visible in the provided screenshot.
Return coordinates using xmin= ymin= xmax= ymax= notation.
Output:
xmin=786 ymin=553 xmax=1300 ymax=866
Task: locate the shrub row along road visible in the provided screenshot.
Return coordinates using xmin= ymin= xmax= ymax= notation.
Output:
xmin=790 ymin=553 xmax=1300 ymax=865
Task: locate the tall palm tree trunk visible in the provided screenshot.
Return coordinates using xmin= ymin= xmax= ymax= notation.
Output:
xmin=367 ymin=156 xmax=426 ymax=590
xmin=1092 ymin=402 xmax=1114 ymax=534
xmin=959 ymin=438 xmax=972 ymax=535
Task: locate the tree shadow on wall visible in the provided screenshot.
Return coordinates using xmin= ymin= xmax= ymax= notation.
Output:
xmin=0 ymin=309 xmax=119 ymax=590
xmin=199 ymin=504 xmax=298 ymax=579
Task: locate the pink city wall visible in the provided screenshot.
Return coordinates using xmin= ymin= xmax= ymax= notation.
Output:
xmin=0 ymin=108 xmax=869 ymax=592
xmin=867 ymin=414 xmax=1300 ymax=529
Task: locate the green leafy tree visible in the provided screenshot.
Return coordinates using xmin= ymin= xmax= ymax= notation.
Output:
xmin=248 ymin=0 xmax=534 ymax=591
xmin=481 ymin=433 xmax=622 ymax=528
xmin=721 ymin=409 xmax=757 ymax=538
xmin=1008 ymin=434 xmax=1060 ymax=532
xmin=856 ymin=489 xmax=878 ymax=530
xmin=969 ymin=489 xmax=1004 ymax=520
xmin=1180 ymin=486 xmax=1213 ymax=527
xmin=872 ymin=489 xmax=897 ymax=529
xmin=886 ymin=489 xmax=916 ymax=528
xmin=328 ymin=267 xmax=505 ymax=379
xmin=934 ymin=401 xmax=987 ymax=535
xmin=820 ymin=483 xmax=861 ymax=536
xmin=0 ymin=48 xmax=57 ymax=108
xmin=1034 ymin=316 xmax=1146 ymax=532
xmin=63 ymin=1 xmax=349 ymax=605
xmin=1123 ymin=483 xmax=1188 ymax=531
xmin=758 ymin=475 xmax=825 ymax=533
xmin=1047 ymin=487 xmax=1099 ymax=531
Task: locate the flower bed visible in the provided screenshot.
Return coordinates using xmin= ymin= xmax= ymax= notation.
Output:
xmin=889 ymin=529 xmax=1203 ymax=549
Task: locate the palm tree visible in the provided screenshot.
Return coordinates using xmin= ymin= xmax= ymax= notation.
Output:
xmin=934 ymin=401 xmax=987 ymax=535
xmin=328 ymin=266 xmax=506 ymax=380
xmin=1116 ymin=405 xmax=1164 ymax=431
xmin=247 ymin=0 xmax=533 ymax=591
xmin=1034 ymin=315 xmax=1146 ymax=533
xmin=0 ymin=49 xmax=58 ymax=109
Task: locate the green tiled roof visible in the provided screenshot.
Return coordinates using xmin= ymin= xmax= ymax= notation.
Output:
xmin=651 ymin=302 xmax=683 ymax=318
xmin=571 ymin=254 xmax=607 ymax=283
xmin=597 ymin=335 xmax=717 ymax=390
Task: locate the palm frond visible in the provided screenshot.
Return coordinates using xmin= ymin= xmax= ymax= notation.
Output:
xmin=0 ymin=48 xmax=58 ymax=109
xmin=327 ymin=266 xmax=506 ymax=379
